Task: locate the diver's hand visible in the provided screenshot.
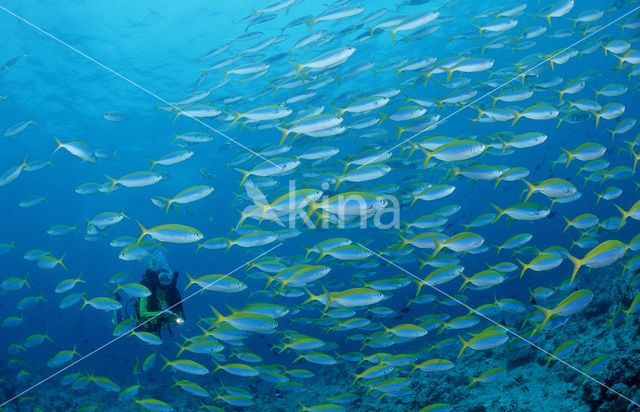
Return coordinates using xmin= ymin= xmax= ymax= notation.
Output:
xmin=162 ymin=310 xmax=184 ymax=324
xmin=161 ymin=310 xmax=177 ymax=320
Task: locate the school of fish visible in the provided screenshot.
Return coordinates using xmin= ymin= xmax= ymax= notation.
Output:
xmin=1 ymin=0 xmax=640 ymax=411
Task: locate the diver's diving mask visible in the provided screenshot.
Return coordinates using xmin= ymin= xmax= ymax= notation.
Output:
xmin=158 ymin=270 xmax=172 ymax=286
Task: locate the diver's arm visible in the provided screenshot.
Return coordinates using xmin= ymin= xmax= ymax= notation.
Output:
xmin=139 ymin=297 xmax=163 ymax=321
xmin=174 ymin=292 xmax=186 ymax=321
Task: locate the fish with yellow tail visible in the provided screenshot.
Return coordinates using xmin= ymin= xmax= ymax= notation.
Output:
xmin=532 ymin=289 xmax=594 ymax=335
xmin=564 ymin=240 xmax=627 ymax=284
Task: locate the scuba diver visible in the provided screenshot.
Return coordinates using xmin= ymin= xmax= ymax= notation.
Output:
xmin=136 ymin=268 xmax=186 ymax=335
xmin=113 ymin=251 xmax=185 ymax=336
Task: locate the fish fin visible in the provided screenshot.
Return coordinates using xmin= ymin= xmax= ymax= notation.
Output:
xmin=456 ymin=336 xmax=468 ymax=359
xmin=321 ymin=286 xmax=333 ymax=312
xmin=614 ymin=204 xmax=629 ymax=230
xmin=136 ymin=221 xmax=147 ymax=243
xmin=564 ymin=253 xmax=582 ymax=285
xmin=521 ymin=179 xmax=535 ymax=202
xmin=235 ymin=168 xmax=250 ymax=187
xmin=104 ymin=175 xmax=118 ymax=194
xmin=58 ymin=253 xmax=67 ymax=271
xmin=290 ymin=61 xmax=304 ymax=77
xmin=53 ymin=136 xmax=63 ymax=153
xmin=490 ymin=203 xmax=503 ymax=223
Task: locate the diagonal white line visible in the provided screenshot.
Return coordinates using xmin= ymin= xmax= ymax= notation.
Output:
xmin=0 ymin=4 xmax=280 ymax=168
xmin=356 ymin=242 xmax=640 ymax=408
xmin=0 ymin=243 xmax=283 ymax=408
xmin=358 ymin=5 xmax=640 ymax=170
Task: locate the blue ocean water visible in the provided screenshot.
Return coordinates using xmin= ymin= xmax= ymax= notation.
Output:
xmin=1 ymin=0 xmax=640 ymax=410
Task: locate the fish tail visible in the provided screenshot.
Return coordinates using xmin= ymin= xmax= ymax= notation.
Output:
xmin=593 ymin=112 xmax=601 ymax=129
xmin=160 ymin=355 xmax=171 ymax=371
xmin=303 ymin=194 xmax=320 ymax=219
xmin=184 ymin=272 xmax=195 ymax=292
xmin=417 ymin=146 xmax=432 ymax=169
xmin=53 ymin=136 xmax=64 ymax=153
xmin=210 ymin=306 xmax=225 ymax=325
xmin=175 ymin=342 xmax=185 ymax=357
xmin=303 ymin=247 xmax=313 ymax=259
xmin=496 ymin=137 xmax=508 ymax=155
xmin=517 ymin=258 xmax=528 ymax=279
xmin=594 ymin=191 xmax=603 ymax=205
xmin=564 ymin=253 xmax=583 ymax=285
xmin=236 ymin=206 xmax=253 ymax=227
xmin=136 ymin=221 xmax=147 ymax=243
xmin=522 ymin=179 xmax=535 ymax=202
xmin=333 ymin=175 xmax=343 ymax=191
xmin=224 ymin=238 xmax=234 ymax=252
xmin=532 ymin=305 xmax=554 ymax=335
xmin=559 ymin=147 xmax=573 ymax=167
xmin=301 ymin=287 xmax=318 ymax=305
xmin=398 ymin=141 xmax=411 ymax=157
xmin=276 ymin=126 xmax=290 ymax=144
xmin=465 ymin=374 xmax=478 ymax=389
xmin=321 ymin=286 xmax=333 ymax=312
xmin=445 ymin=67 xmax=454 ymax=83
xmin=490 ymin=203 xmax=503 ymax=223
xmin=544 ymin=355 xmax=553 ymax=369
xmin=413 ymin=279 xmax=423 ymax=299
xmin=290 ymin=61 xmax=303 ymax=77
xmin=614 ymin=204 xmax=628 ymax=229
xmin=235 ymin=168 xmax=250 ymax=187
xmin=263 ymin=274 xmax=277 ymax=289
xmin=562 ymin=216 xmax=572 ymax=233
xmin=458 ymin=275 xmax=470 ymax=292
xmin=306 ymin=18 xmax=316 ymax=31
xmin=104 ymin=175 xmax=118 ymax=194
xmin=409 ymin=194 xmax=419 ymax=207
xmin=431 ymin=239 xmax=444 ymax=258
xmin=511 ymin=112 xmax=521 ymax=126
xmin=390 ymin=124 xmax=405 ymax=140
xmin=230 ymin=110 xmax=242 ymax=125
xmin=58 ymin=253 xmax=67 ymax=271
xmin=457 ymin=336 xmax=469 ymax=359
